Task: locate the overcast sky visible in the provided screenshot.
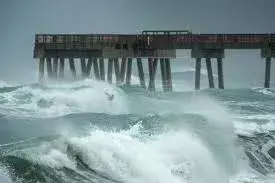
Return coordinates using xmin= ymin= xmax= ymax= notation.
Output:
xmin=0 ymin=0 xmax=275 ymax=87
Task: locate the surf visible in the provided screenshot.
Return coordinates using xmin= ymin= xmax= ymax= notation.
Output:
xmin=0 ymin=78 xmax=274 ymax=183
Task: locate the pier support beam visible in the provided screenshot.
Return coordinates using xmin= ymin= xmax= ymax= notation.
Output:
xmin=195 ymin=58 xmax=201 ymax=90
xmin=114 ymin=58 xmax=120 ymax=84
xmin=59 ymin=57 xmax=65 ymax=79
xmin=160 ymin=58 xmax=167 ymax=91
xmin=53 ymin=57 xmax=58 ymax=79
xmin=93 ymin=58 xmax=100 ymax=80
xmin=137 ymin=58 xmax=146 ymax=89
xmin=264 ymin=57 xmax=272 ymax=88
xmin=99 ymin=58 xmax=105 ymax=81
xmin=107 ymin=58 xmax=113 ymax=84
xmin=39 ymin=57 xmax=45 ymax=82
xmin=165 ymin=58 xmax=172 ymax=91
xmin=126 ymin=58 xmax=132 ymax=86
xmin=217 ymin=57 xmax=224 ymax=89
xmin=81 ymin=57 xmax=87 ymax=78
xmin=46 ymin=57 xmax=53 ymax=79
xmin=69 ymin=57 xmax=76 ymax=79
xmin=191 ymin=48 xmax=224 ymax=89
xmin=120 ymin=58 xmax=127 ymax=83
xmin=86 ymin=58 xmax=93 ymax=77
xmin=206 ymin=58 xmax=215 ymax=88
xmin=148 ymin=58 xmax=158 ymax=91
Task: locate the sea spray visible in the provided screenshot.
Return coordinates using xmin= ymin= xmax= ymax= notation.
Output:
xmin=0 ymin=79 xmax=274 ymax=182
xmin=0 ymin=79 xmax=129 ymax=118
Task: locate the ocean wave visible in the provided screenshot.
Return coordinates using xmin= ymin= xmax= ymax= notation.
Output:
xmin=0 ymin=81 xmax=12 ymax=88
xmin=0 ymin=166 xmax=12 ymax=183
xmin=0 ymin=111 xmax=274 ymax=183
xmin=0 ymin=79 xmax=275 ymax=182
xmin=0 ymin=116 xmax=236 ymax=183
xmin=251 ymin=87 xmax=275 ymax=96
xmin=234 ymin=120 xmax=275 ymax=136
xmin=0 ymin=79 xmax=129 ymax=118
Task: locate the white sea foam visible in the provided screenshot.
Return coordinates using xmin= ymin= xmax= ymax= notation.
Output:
xmin=24 ymin=119 xmax=237 ymax=183
xmin=238 ymin=114 xmax=275 ymax=121
xmin=29 ymin=141 xmax=76 ymax=170
xmin=252 ymin=87 xmax=275 ymax=96
xmin=0 ymin=81 xmax=11 ymax=88
xmin=23 ymin=94 xmax=249 ymax=183
xmin=234 ymin=120 xmax=275 ymax=136
xmin=0 ymin=78 xmax=273 ymax=183
xmin=230 ymin=171 xmax=275 ymax=183
xmin=68 ymin=127 xmax=229 ymax=183
xmin=0 ymin=79 xmax=129 ymax=118
xmin=0 ymin=167 xmax=13 ymax=183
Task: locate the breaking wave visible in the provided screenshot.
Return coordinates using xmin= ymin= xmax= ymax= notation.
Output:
xmin=0 ymin=80 xmax=274 ymax=183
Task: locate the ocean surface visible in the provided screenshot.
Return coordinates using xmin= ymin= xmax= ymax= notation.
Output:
xmin=0 ymin=74 xmax=274 ymax=183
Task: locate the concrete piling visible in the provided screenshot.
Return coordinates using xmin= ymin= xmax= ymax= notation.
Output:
xmin=99 ymin=57 xmax=105 ymax=81
xmin=120 ymin=58 xmax=127 ymax=83
xmin=59 ymin=57 xmax=65 ymax=79
xmin=195 ymin=57 xmax=201 ymax=90
xmin=148 ymin=58 xmax=158 ymax=91
xmin=37 ymin=55 xmax=223 ymax=91
xmin=52 ymin=57 xmax=58 ymax=79
xmin=137 ymin=58 xmax=146 ymax=89
xmin=264 ymin=57 xmax=272 ymax=88
xmin=107 ymin=58 xmax=113 ymax=84
xmin=160 ymin=58 xmax=167 ymax=91
xmin=93 ymin=58 xmax=100 ymax=80
xmin=39 ymin=57 xmax=45 ymax=82
xmin=217 ymin=57 xmax=224 ymax=89
xmin=126 ymin=58 xmax=132 ymax=86
xmin=114 ymin=58 xmax=120 ymax=84
xmin=46 ymin=57 xmax=53 ymax=79
xmin=69 ymin=57 xmax=76 ymax=79
xmin=205 ymin=57 xmax=215 ymax=88
xmin=80 ymin=57 xmax=87 ymax=78
xmin=148 ymin=58 xmax=154 ymax=91
xmin=153 ymin=58 xmax=158 ymax=74
xmin=86 ymin=58 xmax=93 ymax=77
xmin=149 ymin=58 xmax=156 ymax=91
xmin=165 ymin=58 xmax=172 ymax=91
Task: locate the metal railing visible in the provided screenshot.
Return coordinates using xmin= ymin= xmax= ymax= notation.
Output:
xmin=141 ymin=30 xmax=192 ymax=35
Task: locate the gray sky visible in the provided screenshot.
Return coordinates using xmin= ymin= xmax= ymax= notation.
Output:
xmin=0 ymin=0 xmax=275 ymax=87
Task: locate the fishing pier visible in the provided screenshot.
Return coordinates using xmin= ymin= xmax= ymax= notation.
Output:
xmin=33 ymin=30 xmax=275 ymax=91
